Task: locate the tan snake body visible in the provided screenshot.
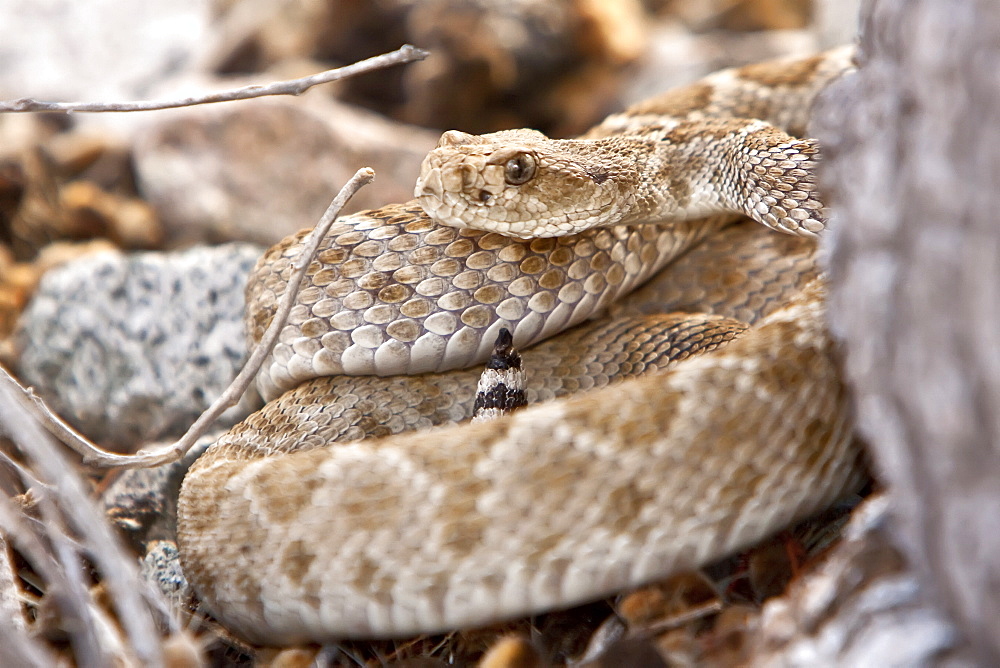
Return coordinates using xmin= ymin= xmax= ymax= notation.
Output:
xmin=177 ymin=47 xmax=866 ymax=643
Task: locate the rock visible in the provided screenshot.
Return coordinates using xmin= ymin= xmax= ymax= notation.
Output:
xmin=0 ymin=0 xmax=212 ymax=104
xmin=813 ymin=0 xmax=863 ymax=48
xmin=133 ymin=97 xmax=438 ymax=246
xmin=666 ymin=0 xmax=811 ymax=32
xmin=206 ymin=0 xmax=649 ymax=137
xmin=0 ymin=240 xmax=118 ymax=365
xmin=750 ymin=494 xmax=969 ymax=665
xmin=622 ymin=21 xmax=819 ymax=109
xmin=16 ymin=243 xmax=262 ymax=450
xmin=0 ymin=135 xmax=163 ymax=260
xmin=403 ymin=0 xmax=649 ymax=136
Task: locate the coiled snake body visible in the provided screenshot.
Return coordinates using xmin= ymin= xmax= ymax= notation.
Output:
xmin=177 ymin=47 xmax=867 ymax=643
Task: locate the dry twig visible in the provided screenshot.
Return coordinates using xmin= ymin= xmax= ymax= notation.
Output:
xmin=0 ymin=387 xmax=167 ymax=666
xmin=0 ymin=45 xmax=428 ymax=113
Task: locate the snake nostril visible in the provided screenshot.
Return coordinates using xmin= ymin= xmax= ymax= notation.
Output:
xmin=479 ymin=190 xmax=492 ymax=203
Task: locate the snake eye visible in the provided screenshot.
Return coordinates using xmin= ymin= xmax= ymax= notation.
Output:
xmin=503 ymin=153 xmax=536 ymax=185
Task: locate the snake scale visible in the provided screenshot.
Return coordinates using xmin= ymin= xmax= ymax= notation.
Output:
xmin=176 ymin=47 xmax=868 ymax=644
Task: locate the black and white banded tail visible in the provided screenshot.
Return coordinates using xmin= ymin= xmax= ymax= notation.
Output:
xmin=472 ymin=329 xmax=527 ymax=422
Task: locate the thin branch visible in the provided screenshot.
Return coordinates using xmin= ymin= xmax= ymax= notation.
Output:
xmin=39 ymin=497 xmax=108 ymax=668
xmin=0 ymin=45 xmax=428 ymax=113
xmin=0 ymin=167 xmax=374 ymax=468
xmin=0 ymin=383 xmax=167 ymax=667
xmin=0 ymin=500 xmax=61 ymax=668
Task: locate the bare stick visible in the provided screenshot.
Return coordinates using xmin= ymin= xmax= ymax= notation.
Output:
xmin=0 ymin=45 xmax=428 ymax=113
xmin=0 ymin=497 xmax=62 ymax=667
xmin=0 ymin=385 xmax=166 ymax=667
xmin=0 ymin=167 xmax=374 ymax=468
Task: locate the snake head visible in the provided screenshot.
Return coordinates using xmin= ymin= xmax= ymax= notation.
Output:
xmin=415 ymin=129 xmax=639 ymax=238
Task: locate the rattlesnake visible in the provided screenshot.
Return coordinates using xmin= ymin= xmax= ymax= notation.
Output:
xmin=177 ymin=47 xmax=867 ymax=644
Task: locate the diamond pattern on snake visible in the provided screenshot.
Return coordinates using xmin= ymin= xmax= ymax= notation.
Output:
xmin=177 ymin=46 xmax=868 ymax=643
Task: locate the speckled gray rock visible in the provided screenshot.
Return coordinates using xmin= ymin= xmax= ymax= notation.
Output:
xmin=16 ymin=244 xmax=263 ymax=449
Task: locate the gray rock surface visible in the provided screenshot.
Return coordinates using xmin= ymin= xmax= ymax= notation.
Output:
xmin=133 ymin=97 xmax=439 ymax=246
xmin=752 ymin=494 xmax=968 ymax=665
xmin=16 ymin=243 xmax=263 ymax=450
xmin=0 ymin=0 xmax=211 ymax=103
